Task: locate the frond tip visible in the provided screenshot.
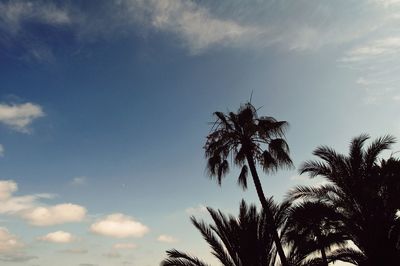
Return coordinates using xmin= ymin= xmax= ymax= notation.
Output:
xmin=161 ymin=249 xmax=210 ymax=266
xmin=237 ymin=165 xmax=248 ymax=189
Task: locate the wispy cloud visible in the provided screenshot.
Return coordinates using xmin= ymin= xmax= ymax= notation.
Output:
xmin=342 ymin=37 xmax=400 ymax=62
xmin=112 ymin=243 xmax=137 ymax=250
xmin=0 ymin=229 xmax=35 ymax=266
xmin=0 ymin=253 xmax=37 ymax=263
xmin=340 ymin=36 xmax=400 ymax=103
xmin=337 ymin=0 xmax=400 ymax=104
xmin=0 ymin=1 xmax=74 ymax=62
xmin=157 ymin=234 xmax=178 ymax=243
xmin=0 ymin=0 xmax=390 ymax=58
xmin=130 ymin=0 xmax=259 ymax=54
xmin=0 ymin=144 xmax=4 ymax=157
xmin=60 ymin=248 xmax=88 ymax=254
xmin=0 ymin=227 xmax=24 ymax=253
xmin=0 ymin=1 xmax=71 ymax=34
xmin=185 ymin=204 xmax=207 ymax=215
xmin=375 ymin=0 xmax=400 ymax=7
xmin=71 ymin=176 xmax=88 ymax=186
xmin=102 ymin=251 xmax=121 ymax=258
xmin=118 ymin=0 xmax=379 ymax=54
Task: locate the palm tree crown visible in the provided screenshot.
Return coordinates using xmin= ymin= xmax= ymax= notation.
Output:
xmin=290 ymin=134 xmax=400 ymax=265
xmin=161 ymin=199 xmax=284 ymax=266
xmin=204 ymin=102 xmax=292 ymax=188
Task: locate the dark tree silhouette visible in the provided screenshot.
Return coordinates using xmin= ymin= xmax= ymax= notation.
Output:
xmin=161 ymin=200 xmax=285 ymax=266
xmin=204 ymin=103 xmax=293 ymax=266
xmin=289 ymin=134 xmax=400 ymax=265
xmin=283 ymin=200 xmax=360 ymax=266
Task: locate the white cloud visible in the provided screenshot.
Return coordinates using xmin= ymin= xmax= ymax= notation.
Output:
xmin=112 ymin=243 xmax=137 ymax=250
xmin=0 ymin=103 xmax=44 ymax=133
xmin=0 ymin=180 xmax=17 ymax=201
xmin=21 ymin=203 xmax=86 ymax=226
xmin=0 ymin=189 xmax=54 ymax=215
xmin=38 ymin=231 xmax=75 ymax=243
xmin=0 ymin=194 xmax=42 ymax=214
xmin=0 ymin=180 xmax=86 ymax=226
xmin=0 ymin=227 xmax=24 ymax=253
xmin=0 ymin=145 xmax=4 ymax=157
xmin=157 ymin=234 xmax=178 ymax=243
xmin=71 ymin=176 xmax=87 ymax=186
xmin=90 ymin=213 xmax=149 ymax=238
xmin=185 ymin=204 xmax=207 ymax=215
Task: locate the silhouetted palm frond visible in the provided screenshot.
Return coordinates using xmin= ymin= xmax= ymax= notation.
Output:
xmin=294 ymin=134 xmax=400 ymax=265
xmin=160 ymin=200 xmax=280 ymax=266
xmin=161 ymin=249 xmax=210 ymax=266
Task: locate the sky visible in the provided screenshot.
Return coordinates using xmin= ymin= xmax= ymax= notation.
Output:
xmin=0 ymin=0 xmax=400 ymax=265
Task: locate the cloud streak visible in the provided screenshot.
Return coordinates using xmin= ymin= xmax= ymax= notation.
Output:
xmin=1 ymin=0 xmax=392 ymax=58
xmin=157 ymin=234 xmax=178 ymax=243
xmin=0 ymin=1 xmax=71 ymax=34
xmin=112 ymin=243 xmax=137 ymax=250
xmin=136 ymin=0 xmax=259 ymax=54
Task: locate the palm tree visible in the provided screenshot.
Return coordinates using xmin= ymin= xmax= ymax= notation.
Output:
xmin=289 ymin=134 xmax=400 ymax=265
xmin=161 ymin=199 xmax=284 ymax=266
xmin=283 ymin=201 xmax=355 ymax=266
xmin=204 ymin=102 xmax=293 ymax=266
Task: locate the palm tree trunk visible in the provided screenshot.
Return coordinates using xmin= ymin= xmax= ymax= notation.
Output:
xmin=246 ymin=154 xmax=289 ymax=266
xmin=320 ymin=246 xmax=328 ymax=266
xmin=316 ymin=233 xmax=328 ymax=266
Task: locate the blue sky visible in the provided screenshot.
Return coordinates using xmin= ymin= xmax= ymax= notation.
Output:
xmin=1 ymin=0 xmax=400 ymax=265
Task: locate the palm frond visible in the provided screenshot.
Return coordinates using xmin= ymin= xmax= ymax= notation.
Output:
xmin=326 ymin=247 xmax=366 ymax=265
xmin=191 ymin=217 xmax=236 ymax=266
xmin=161 ymin=249 xmax=211 ymax=266
xmin=268 ymin=138 xmax=293 ymax=169
xmin=237 ymin=165 xmax=248 ymax=190
xmin=299 ymin=160 xmax=331 ymax=178
xmin=365 ymin=135 xmax=396 ymax=169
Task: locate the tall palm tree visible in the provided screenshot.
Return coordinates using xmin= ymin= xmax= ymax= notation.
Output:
xmin=204 ymin=103 xmax=293 ymax=266
xmin=289 ymin=134 xmax=400 ymax=265
xmin=161 ymin=199 xmax=284 ymax=266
